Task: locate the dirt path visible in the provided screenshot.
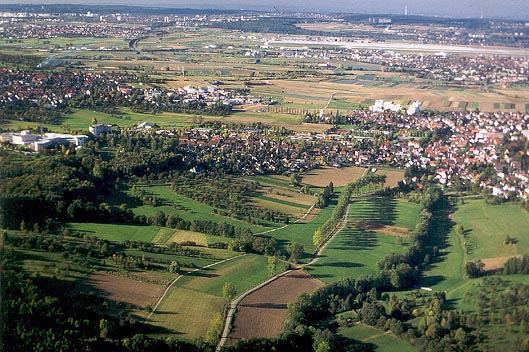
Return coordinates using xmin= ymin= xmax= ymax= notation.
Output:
xmin=323 ymin=92 xmax=335 ymax=109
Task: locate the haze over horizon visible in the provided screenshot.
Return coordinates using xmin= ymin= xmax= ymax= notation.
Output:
xmin=1 ymin=0 xmax=529 ymax=20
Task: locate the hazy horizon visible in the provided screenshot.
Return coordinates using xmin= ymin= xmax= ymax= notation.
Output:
xmin=1 ymin=0 xmax=528 ymax=20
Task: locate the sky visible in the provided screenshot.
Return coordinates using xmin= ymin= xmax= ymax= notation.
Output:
xmin=1 ymin=0 xmax=529 ymax=20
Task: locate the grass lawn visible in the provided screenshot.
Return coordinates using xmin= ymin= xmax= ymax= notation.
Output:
xmin=393 ymin=199 xmax=421 ymax=230
xmin=65 ymin=223 xmax=160 ymax=243
xmin=452 ymin=198 xmax=529 ymax=260
xmin=338 ymin=323 xmax=415 ymax=352
xmin=419 ymin=222 xmax=468 ymax=302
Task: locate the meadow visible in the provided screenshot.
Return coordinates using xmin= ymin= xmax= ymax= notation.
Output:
xmin=244 ymin=174 xmax=315 ymax=218
xmin=116 ymin=183 xmax=275 ymax=233
xmin=306 ymin=197 xmax=420 ymax=283
xmin=65 ymin=222 xmax=161 ymax=243
xmin=148 ymin=254 xmax=269 ymax=340
xmin=337 ymin=322 xmax=415 ymax=352
xmin=419 ymin=197 xmax=529 ymax=297
xmin=451 ymin=198 xmax=529 ymax=261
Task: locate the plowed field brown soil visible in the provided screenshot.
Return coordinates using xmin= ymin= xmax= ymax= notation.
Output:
xmin=227 ymin=270 xmax=324 ymax=343
xmin=481 ymin=256 xmax=515 ymax=272
xmin=83 ymin=272 xmax=165 ymax=309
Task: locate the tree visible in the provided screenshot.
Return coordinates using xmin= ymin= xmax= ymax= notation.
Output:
xmin=99 ymin=318 xmax=109 ymax=339
xmin=168 ymin=261 xmax=179 ymax=273
xmin=290 ymin=172 xmax=302 ymax=186
xmin=287 ymin=242 xmax=304 ymax=263
xmin=465 ymin=259 xmax=485 ymax=278
xmin=313 ymin=229 xmax=325 ymax=247
xmin=267 ymin=256 xmax=278 ymax=277
xmin=222 ymin=282 xmax=237 ymax=302
xmin=205 ymin=312 xmax=223 ymax=344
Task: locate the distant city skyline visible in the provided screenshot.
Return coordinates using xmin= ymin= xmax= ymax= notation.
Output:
xmin=1 ymin=0 xmax=529 ymax=20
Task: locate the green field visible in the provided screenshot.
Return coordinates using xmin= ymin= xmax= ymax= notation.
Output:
xmin=419 ymin=197 xmax=529 ymax=299
xmin=148 ymin=254 xmax=268 ymax=340
xmin=65 ymin=223 xmax=161 ymax=242
xmin=118 ymin=183 xmax=275 ymax=233
xmin=177 ymin=254 xmax=269 ymax=297
xmin=307 ymin=197 xmax=419 ymax=282
xmin=264 ymin=199 xmax=337 ymax=258
xmin=16 ymin=249 xmax=94 ymax=281
xmin=61 ymin=108 xmax=194 ymax=131
xmin=452 ymin=198 xmax=529 ymax=260
xmin=338 ymin=323 xmax=415 ymax=352
xmin=149 ymin=287 xmax=225 ymax=339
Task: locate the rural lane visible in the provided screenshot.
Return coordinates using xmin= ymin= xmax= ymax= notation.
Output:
xmin=216 ymin=202 xmax=351 ymax=351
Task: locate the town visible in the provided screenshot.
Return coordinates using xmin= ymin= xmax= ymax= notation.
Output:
xmin=2 ymin=3 xmax=529 ymax=352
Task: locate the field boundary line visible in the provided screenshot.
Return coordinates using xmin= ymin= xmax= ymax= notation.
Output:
xmin=145 ymin=253 xmax=247 ymax=322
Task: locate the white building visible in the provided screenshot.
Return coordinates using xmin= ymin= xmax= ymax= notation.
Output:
xmin=370 ymin=100 xmax=403 ymax=113
xmin=407 ymin=101 xmax=421 ymax=115
xmin=89 ymin=124 xmax=112 ymax=136
xmin=0 ymin=130 xmax=87 ymax=152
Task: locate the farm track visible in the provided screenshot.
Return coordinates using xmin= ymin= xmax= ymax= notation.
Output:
xmin=217 ymin=202 xmax=352 ymax=351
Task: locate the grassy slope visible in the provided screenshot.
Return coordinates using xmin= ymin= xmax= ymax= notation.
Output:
xmin=338 ymin=323 xmax=415 ymax=352
xmin=452 ymin=199 xmax=529 ymax=259
xmin=124 ymin=183 xmax=275 ymax=233
xmin=65 ymin=223 xmax=160 ymax=242
xmin=263 ymin=197 xmax=336 ymax=258
xmin=177 ymin=254 xmax=269 ymax=297
xmin=148 ymin=254 xmax=268 ymax=340
xmin=307 ymin=197 xmax=419 ymax=283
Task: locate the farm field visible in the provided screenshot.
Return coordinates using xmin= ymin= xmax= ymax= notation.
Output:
xmin=302 ymin=166 xmax=367 ymax=187
xmin=148 ymin=254 xmax=268 ymax=340
xmin=227 ymin=269 xmax=324 ymax=343
xmin=374 ymin=167 xmax=405 ymax=188
xmin=65 ymin=222 xmax=161 ymax=243
xmin=120 ymin=183 xmax=274 ymax=233
xmin=306 ymin=197 xmax=420 ymax=282
xmin=82 ymin=272 xmax=165 ymax=318
xmin=452 ymin=198 xmax=529 ymax=267
xmin=337 ymin=322 xmax=415 ymax=352
xmin=148 ymin=286 xmax=226 ymax=339
xmin=266 ymin=78 xmax=529 ymax=114
xmin=264 ymin=197 xmax=337 ymax=258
